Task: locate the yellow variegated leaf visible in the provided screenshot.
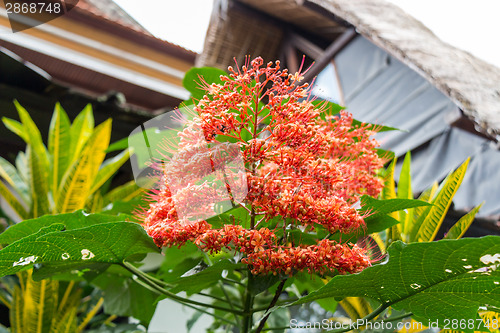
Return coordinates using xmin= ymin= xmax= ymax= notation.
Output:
xmin=22 ymin=271 xmax=58 ymax=333
xmin=405 ymin=182 xmax=438 ymax=243
xmin=0 ymin=156 xmax=29 ymax=205
xmin=480 ymin=311 xmax=500 ymax=333
xmin=0 ymin=180 xmax=28 ymax=220
xmin=2 ymin=117 xmax=27 ymax=142
xmin=444 ymin=204 xmax=483 ymax=240
xmin=52 ymin=307 xmax=78 ymax=333
xmin=397 ymin=319 xmax=427 ymax=333
xmin=398 ymin=152 xmax=413 ymax=236
xmin=27 ymin=145 xmax=51 ymax=217
xmin=103 ymin=180 xmax=145 ymax=205
xmin=340 ymin=297 xmax=373 ymax=320
xmin=77 ymin=297 xmax=104 ymax=333
xmin=48 ymin=103 xmax=71 ymax=204
xmin=10 ymin=285 xmax=23 ymax=333
xmin=57 ymin=119 xmax=111 ymax=213
xmin=89 ymin=149 xmax=130 ymax=195
xmin=381 ymin=158 xmax=397 ymax=200
xmin=69 ymin=104 xmax=94 ymax=164
xmin=414 ymin=158 xmax=469 ymax=242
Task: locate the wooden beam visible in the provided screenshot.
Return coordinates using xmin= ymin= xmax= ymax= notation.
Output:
xmin=289 ymin=32 xmax=324 ymax=59
xmin=302 ymin=28 xmax=356 ymax=83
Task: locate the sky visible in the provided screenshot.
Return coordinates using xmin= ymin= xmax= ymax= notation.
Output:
xmin=113 ymin=0 xmax=500 ymax=68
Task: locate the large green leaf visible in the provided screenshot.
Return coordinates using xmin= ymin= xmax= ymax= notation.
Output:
xmin=0 ymin=222 xmax=159 ymax=278
xmin=412 ymin=158 xmax=469 ymax=242
xmin=48 ymin=103 xmax=72 ymax=203
xmin=0 ymin=210 xmax=131 ymax=245
xmin=57 ymin=119 xmax=111 ymax=213
xmin=291 ymin=236 xmax=500 ymax=325
xmin=182 ymin=67 xmax=227 ymax=101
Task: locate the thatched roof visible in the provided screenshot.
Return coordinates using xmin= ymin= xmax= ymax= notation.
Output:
xmin=199 ymin=0 xmax=500 ymax=138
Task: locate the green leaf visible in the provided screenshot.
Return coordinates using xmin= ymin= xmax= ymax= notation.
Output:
xmin=89 ymin=149 xmax=130 ymax=195
xmin=48 ymin=103 xmax=72 ymax=203
xmin=204 ymin=206 xmax=251 ymax=229
xmin=57 ymin=119 xmax=111 ymax=213
xmin=444 ymin=204 xmax=483 ymax=240
xmin=248 ymin=274 xmax=281 ymax=295
xmin=351 ymin=119 xmax=400 ymax=133
xmin=360 ymin=197 xmax=431 ymax=216
xmin=182 ymin=67 xmax=227 ymax=100
xmin=376 ymin=148 xmax=395 ymax=161
xmin=0 ymin=222 xmax=159 ymax=278
xmin=2 ymin=117 xmax=27 ymax=142
xmin=330 ymin=214 xmax=401 ymax=244
xmin=92 ymin=270 xmax=157 ymax=325
xmin=412 ymin=158 xmax=469 ymax=242
xmin=103 ymin=180 xmax=145 ymax=205
xmin=313 ymin=100 xmax=344 ymax=119
xmin=0 ymin=210 xmax=131 ymax=245
xmin=291 ymin=236 xmax=500 ymax=325
xmin=170 ymin=259 xmax=243 ymax=295
xmin=105 ymin=137 xmax=128 ymax=153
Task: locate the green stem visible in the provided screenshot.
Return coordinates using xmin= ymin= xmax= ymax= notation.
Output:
xmin=122 ymin=262 xmax=243 ymax=315
xmin=254 ymin=279 xmax=287 ymax=333
xmin=133 ymin=278 xmax=237 ymax=326
xmin=219 ymin=281 xmax=242 ymax=327
xmin=222 ymin=277 xmax=245 ymax=287
xmin=242 ymin=272 xmax=255 ymax=333
xmin=250 ymin=298 xmax=299 ymax=313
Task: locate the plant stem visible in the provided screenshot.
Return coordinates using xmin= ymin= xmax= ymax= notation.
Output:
xmin=134 ymin=278 xmax=237 ymax=326
xmin=242 ymin=271 xmax=255 ymax=333
xmin=254 ymin=279 xmax=287 ymax=333
xmin=122 ymin=261 xmax=243 ymax=315
xmin=219 ymin=281 xmax=242 ymax=327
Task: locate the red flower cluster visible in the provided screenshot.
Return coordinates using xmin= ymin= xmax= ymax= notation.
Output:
xmin=142 ymin=57 xmax=384 ymax=276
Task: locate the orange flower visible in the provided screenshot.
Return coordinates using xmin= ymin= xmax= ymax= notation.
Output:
xmin=141 ymin=57 xmax=384 ymax=276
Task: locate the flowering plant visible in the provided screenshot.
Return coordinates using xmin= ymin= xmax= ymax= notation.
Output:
xmin=144 ymin=57 xmax=381 ymax=279
xmin=0 ymin=58 xmax=498 ymax=333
